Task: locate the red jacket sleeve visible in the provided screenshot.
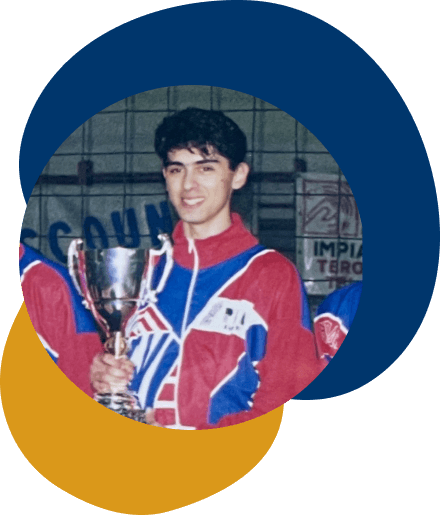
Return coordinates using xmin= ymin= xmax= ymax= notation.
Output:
xmin=21 ymin=263 xmax=103 ymax=397
xmin=314 ymin=315 xmax=347 ymax=360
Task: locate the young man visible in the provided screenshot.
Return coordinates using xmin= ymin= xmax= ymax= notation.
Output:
xmin=314 ymin=281 xmax=363 ymax=362
xmin=20 ymin=243 xmax=103 ymax=397
xmin=91 ymin=108 xmax=324 ymax=429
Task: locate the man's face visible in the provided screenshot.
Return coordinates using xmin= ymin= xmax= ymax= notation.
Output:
xmin=162 ymin=147 xmax=249 ymax=239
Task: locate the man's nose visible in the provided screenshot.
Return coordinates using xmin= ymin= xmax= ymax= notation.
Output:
xmin=183 ymin=168 xmax=197 ymax=190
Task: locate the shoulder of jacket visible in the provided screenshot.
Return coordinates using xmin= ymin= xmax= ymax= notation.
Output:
xmin=250 ymin=249 xmax=298 ymax=271
xmin=246 ymin=249 xmax=301 ymax=285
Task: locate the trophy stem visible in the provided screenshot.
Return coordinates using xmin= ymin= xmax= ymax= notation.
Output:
xmin=115 ymin=331 xmax=123 ymax=359
xmin=104 ymin=331 xmax=128 ymax=357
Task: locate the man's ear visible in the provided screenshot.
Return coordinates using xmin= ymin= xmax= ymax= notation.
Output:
xmin=231 ymin=162 xmax=250 ymax=191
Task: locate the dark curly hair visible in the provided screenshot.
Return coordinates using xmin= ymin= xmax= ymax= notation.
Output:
xmin=154 ymin=108 xmax=247 ymax=170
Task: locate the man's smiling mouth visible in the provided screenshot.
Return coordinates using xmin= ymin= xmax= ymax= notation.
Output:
xmin=182 ymin=198 xmax=204 ymax=206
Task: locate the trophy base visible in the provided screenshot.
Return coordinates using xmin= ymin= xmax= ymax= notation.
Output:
xmin=95 ymin=392 xmax=147 ymax=423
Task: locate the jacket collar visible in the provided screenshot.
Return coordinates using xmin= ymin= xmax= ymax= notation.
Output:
xmin=171 ymin=213 xmax=259 ymax=269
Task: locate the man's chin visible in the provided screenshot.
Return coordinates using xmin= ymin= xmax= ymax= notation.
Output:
xmin=177 ymin=211 xmax=206 ymax=225
xmin=180 ymin=216 xmax=205 ymax=225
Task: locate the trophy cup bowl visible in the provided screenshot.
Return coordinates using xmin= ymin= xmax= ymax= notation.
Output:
xmin=68 ymin=240 xmax=149 ymax=422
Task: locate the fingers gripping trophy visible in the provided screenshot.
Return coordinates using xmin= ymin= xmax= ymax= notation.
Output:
xmin=68 ymin=234 xmax=173 ymax=423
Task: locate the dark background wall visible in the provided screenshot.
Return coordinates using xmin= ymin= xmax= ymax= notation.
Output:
xmin=21 ymin=85 xmax=362 ymax=316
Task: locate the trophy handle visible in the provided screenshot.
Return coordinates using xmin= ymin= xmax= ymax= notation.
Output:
xmin=139 ymin=233 xmax=174 ymax=305
xmin=156 ymin=234 xmax=174 ymax=294
xmin=68 ymin=238 xmax=83 ymax=297
xmin=67 ymin=238 xmax=111 ymax=338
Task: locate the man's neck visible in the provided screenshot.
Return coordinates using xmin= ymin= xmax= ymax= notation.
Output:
xmin=182 ymin=214 xmax=233 ymax=240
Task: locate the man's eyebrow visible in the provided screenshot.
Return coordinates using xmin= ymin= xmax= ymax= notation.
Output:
xmin=196 ymin=159 xmax=219 ymax=164
xmin=165 ymin=158 xmax=219 ymax=167
xmin=165 ymin=160 xmax=183 ymax=166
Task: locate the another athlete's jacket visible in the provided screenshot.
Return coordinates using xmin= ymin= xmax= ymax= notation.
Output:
xmin=19 ymin=244 xmax=103 ymax=397
xmin=126 ymin=214 xmax=324 ymax=429
xmin=314 ymin=281 xmax=362 ymax=362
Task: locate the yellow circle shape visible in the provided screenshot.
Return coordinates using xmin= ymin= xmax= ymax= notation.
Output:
xmin=1 ymin=305 xmax=283 ymax=514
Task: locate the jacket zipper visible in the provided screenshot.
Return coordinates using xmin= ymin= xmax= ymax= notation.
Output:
xmin=174 ymin=238 xmax=199 ymax=428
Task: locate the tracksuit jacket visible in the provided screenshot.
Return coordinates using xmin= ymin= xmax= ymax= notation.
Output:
xmin=19 ymin=244 xmax=103 ymax=397
xmin=314 ymin=281 xmax=362 ymax=362
xmin=126 ymin=214 xmax=324 ymax=429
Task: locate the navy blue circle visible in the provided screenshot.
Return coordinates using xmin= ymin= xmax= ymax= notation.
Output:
xmin=19 ymin=2 xmax=439 ymax=399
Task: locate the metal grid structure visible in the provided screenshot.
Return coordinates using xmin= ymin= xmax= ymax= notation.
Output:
xmin=22 ymin=86 xmax=362 ymax=315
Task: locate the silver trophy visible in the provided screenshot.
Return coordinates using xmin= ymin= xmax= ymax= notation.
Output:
xmin=68 ymin=235 xmax=172 ymax=423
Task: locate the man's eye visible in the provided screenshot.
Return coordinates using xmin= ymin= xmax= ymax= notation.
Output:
xmin=201 ymin=166 xmax=214 ymax=172
xmin=168 ymin=168 xmax=181 ymax=174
